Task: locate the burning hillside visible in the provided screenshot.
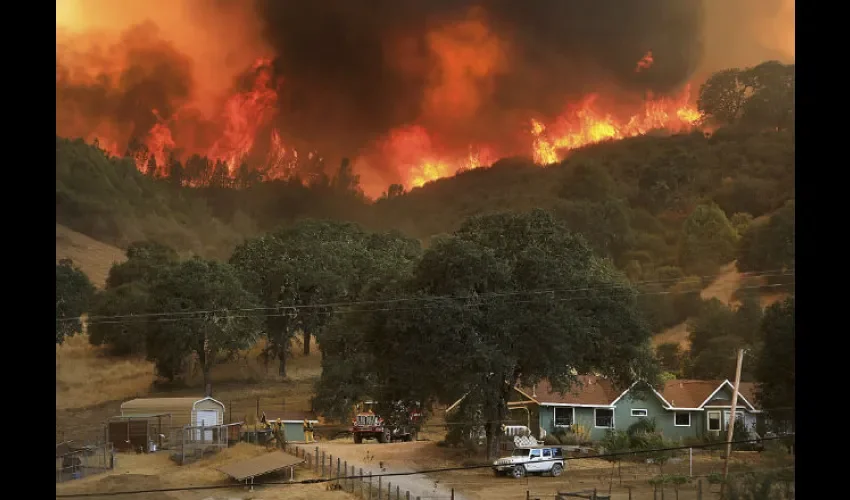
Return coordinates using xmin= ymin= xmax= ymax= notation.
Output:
xmin=55 ymin=0 xmax=792 ymax=198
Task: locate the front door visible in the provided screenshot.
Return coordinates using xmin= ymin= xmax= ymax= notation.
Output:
xmin=196 ymin=410 xmax=217 ymax=442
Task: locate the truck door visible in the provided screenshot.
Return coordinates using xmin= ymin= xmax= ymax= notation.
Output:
xmin=527 ymin=449 xmax=543 ymax=472
xmin=541 ymin=448 xmax=553 ymax=471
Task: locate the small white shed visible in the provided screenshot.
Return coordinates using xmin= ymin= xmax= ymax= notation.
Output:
xmin=120 ymin=396 xmax=226 ymax=430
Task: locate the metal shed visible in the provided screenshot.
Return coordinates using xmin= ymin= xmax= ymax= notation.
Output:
xmin=260 ymin=411 xmax=318 ymax=443
xmin=106 ymin=413 xmax=172 ymax=452
xmin=120 ymin=396 xmax=225 ymax=431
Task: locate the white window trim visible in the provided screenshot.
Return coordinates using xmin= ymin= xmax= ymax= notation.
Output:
xmin=553 ymin=406 xmax=575 ymax=428
xmin=674 ymin=412 xmax=691 ymax=427
xmin=707 ymin=410 xmax=722 ymax=431
xmin=631 ymin=409 xmax=648 ymax=417
xmin=594 ymin=408 xmax=615 ymax=429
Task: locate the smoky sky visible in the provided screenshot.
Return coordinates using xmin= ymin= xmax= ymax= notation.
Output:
xmin=255 ymin=0 xmax=705 ymax=155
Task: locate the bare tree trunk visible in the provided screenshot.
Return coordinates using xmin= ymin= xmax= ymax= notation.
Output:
xmin=303 ymin=331 xmax=311 ymax=356
xmin=278 ymin=351 xmax=288 ymax=378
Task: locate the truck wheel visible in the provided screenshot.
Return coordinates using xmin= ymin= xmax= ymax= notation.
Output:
xmin=511 ymin=466 xmax=526 ymax=479
xmin=551 ymin=464 xmax=564 ymax=477
xmin=354 ymin=434 xmax=363 ymax=444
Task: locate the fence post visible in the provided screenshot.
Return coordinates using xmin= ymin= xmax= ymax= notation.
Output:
xmin=396 ymin=485 xmax=399 ymax=500
xmin=378 ymin=476 xmax=382 ymax=500
xmin=322 ymin=452 xmax=326 ymax=477
xmin=628 ymin=486 xmax=632 ymax=500
xmin=593 ymin=488 xmax=597 ymax=500
xmin=351 ymin=465 xmax=356 ymax=493
xmin=344 ymin=460 xmax=348 ymax=489
xmin=689 ymin=448 xmax=693 ymax=477
xmin=406 ymin=491 xmax=410 ymax=500
xmin=360 ymin=468 xmax=364 ymax=498
xmin=697 ymin=479 xmax=703 ymax=500
xmin=315 ymin=447 xmax=320 ymax=473
xmin=387 ymin=482 xmax=391 ymax=500
xmin=451 ymin=488 xmax=455 ymax=500
xmin=526 ymin=490 xmax=530 ymax=500
xmin=337 ymin=457 xmax=341 ymax=488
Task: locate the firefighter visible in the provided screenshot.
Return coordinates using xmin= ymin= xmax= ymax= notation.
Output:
xmin=303 ymin=418 xmax=314 ymax=443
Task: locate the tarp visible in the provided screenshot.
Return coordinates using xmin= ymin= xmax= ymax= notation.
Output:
xmin=217 ymin=451 xmax=304 ymax=481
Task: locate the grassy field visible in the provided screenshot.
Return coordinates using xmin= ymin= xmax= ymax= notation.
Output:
xmin=56 ymin=224 xmax=127 ymax=288
xmin=55 ymin=443 xmax=356 ymax=500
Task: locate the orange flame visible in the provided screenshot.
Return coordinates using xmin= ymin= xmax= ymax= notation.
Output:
xmin=635 ymin=51 xmax=654 ymax=72
xmin=531 ymin=86 xmax=702 ymax=165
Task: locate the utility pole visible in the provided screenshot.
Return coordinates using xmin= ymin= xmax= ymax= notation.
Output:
xmin=721 ymin=348 xmax=744 ymax=498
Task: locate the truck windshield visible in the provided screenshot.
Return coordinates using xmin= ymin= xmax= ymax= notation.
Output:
xmin=512 ymin=448 xmax=529 ymax=457
xmin=356 ymin=416 xmax=376 ymax=426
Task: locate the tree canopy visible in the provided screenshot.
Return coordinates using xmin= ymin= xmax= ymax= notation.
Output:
xmin=56 ymin=259 xmax=95 ymax=344
xmin=755 ymin=297 xmax=795 ymax=432
xmin=145 ymin=258 xmax=261 ymax=388
xmin=314 ymin=209 xmax=659 ymax=458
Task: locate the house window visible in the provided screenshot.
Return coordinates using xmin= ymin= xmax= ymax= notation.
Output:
xmin=554 ymin=407 xmax=574 ymax=427
xmin=631 ymin=409 xmax=648 ymax=417
xmin=595 ymin=408 xmax=614 ymax=428
xmin=707 ymin=411 xmax=721 ymax=431
xmin=674 ymin=412 xmax=691 ymax=427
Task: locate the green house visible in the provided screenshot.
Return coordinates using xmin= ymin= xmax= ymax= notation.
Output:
xmin=494 ymin=376 xmax=762 ymax=443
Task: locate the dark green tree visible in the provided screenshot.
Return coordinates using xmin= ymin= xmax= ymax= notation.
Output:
xmin=357 ymin=210 xmax=659 ymax=458
xmin=655 ymin=342 xmax=682 ymax=374
xmin=754 ymin=297 xmax=794 ymax=433
xmin=678 ymin=203 xmax=738 ymax=276
xmin=737 ymin=200 xmax=795 ymax=273
xmin=89 ymin=241 xmax=180 ymax=355
xmin=311 ymin=230 xmax=422 ymax=419
xmin=146 ymin=258 xmax=261 ymax=388
xmin=56 ymin=259 xmax=96 ymax=345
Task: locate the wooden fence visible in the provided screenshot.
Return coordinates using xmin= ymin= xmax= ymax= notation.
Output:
xmin=284 ymin=443 xmax=455 ymax=500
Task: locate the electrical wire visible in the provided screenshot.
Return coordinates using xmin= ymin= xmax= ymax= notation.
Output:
xmin=72 ymin=278 xmax=794 ymax=327
xmin=58 ymin=268 xmax=794 ymax=324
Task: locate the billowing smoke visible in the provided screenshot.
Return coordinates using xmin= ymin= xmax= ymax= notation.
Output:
xmin=255 ymin=0 xmax=705 ymax=157
xmin=55 ymin=0 xmax=794 ymax=194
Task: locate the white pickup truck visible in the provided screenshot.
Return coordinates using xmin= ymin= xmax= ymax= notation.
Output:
xmin=492 ymin=446 xmax=566 ymax=478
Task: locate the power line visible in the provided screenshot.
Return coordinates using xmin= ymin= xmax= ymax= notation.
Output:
xmin=54 ymin=435 xmax=794 ymax=498
xmin=59 ymin=268 xmax=794 ymax=324
xmin=73 ymin=278 xmax=795 ymax=327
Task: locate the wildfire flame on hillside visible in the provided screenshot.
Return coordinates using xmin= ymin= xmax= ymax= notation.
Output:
xmin=56 ymin=3 xmax=706 ymax=197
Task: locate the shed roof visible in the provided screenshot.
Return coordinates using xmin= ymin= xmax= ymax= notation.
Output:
xmin=217 ymin=451 xmax=303 ymax=481
xmin=121 ymin=396 xmax=224 ymax=412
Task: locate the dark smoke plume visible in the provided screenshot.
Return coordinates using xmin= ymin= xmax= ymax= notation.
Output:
xmin=255 ymin=0 xmax=705 ymax=156
xmin=56 ymin=22 xmax=194 ymax=148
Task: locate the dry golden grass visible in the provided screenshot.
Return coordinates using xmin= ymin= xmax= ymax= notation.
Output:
xmin=700 ymin=262 xmax=742 ymax=307
xmin=56 ymin=224 xmax=127 ymax=288
xmin=56 ymin=334 xmax=156 ymax=410
xmin=55 ymin=443 xmax=355 ymax=500
xmin=56 ymin=336 xmax=322 ymax=412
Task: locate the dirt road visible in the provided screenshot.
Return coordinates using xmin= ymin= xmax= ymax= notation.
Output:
xmin=305 ymin=441 xmax=469 ymax=500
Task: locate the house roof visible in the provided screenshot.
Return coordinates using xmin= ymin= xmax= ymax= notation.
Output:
xmin=659 ymin=380 xmax=723 ymax=409
xmin=737 ymin=382 xmax=760 ymax=410
xmin=518 ymin=376 xmax=623 ymax=406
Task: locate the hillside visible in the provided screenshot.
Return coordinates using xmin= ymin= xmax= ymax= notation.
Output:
xmin=56 ymin=224 xmax=127 ymax=288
